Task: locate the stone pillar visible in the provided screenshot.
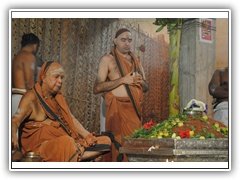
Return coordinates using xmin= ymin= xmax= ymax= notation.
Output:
xmin=179 ymin=18 xmax=216 ymax=115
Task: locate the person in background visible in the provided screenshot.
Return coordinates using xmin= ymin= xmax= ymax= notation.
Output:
xmin=208 ymin=67 xmax=229 ymax=126
xmin=93 ymin=28 xmax=148 ymax=161
xmin=12 ymin=33 xmax=40 ymax=90
xmin=12 ymin=33 xmax=40 ymax=116
xmin=12 ymin=61 xmax=111 ymax=162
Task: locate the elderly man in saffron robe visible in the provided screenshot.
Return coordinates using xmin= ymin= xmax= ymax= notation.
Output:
xmin=93 ymin=28 xmax=148 ymax=161
xmin=12 ymin=61 xmax=111 ymax=162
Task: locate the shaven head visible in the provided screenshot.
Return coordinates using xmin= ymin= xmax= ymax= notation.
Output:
xmin=114 ymin=28 xmax=132 ymax=54
xmin=39 ymin=61 xmax=65 ymax=95
xmin=115 ymin=28 xmax=130 ymax=38
xmin=46 ymin=63 xmax=64 ymax=77
xmin=38 ymin=61 xmax=64 ymax=84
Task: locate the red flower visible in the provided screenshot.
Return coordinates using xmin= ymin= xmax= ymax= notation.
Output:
xmin=179 ymin=130 xmax=190 ymax=138
xmin=143 ymin=119 xmax=155 ymax=130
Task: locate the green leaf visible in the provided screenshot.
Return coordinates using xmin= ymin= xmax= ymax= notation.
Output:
xmin=156 ymin=25 xmax=165 ymax=32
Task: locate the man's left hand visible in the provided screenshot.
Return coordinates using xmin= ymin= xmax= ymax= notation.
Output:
xmin=85 ymin=133 xmax=97 ymax=146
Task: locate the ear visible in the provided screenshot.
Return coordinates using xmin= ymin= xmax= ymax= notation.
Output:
xmin=42 ymin=75 xmax=47 ymax=83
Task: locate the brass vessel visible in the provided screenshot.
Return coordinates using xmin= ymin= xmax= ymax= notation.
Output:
xmin=21 ymin=152 xmax=42 ymax=162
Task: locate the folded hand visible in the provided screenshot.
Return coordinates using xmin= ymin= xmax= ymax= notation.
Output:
xmin=85 ymin=133 xmax=97 ymax=146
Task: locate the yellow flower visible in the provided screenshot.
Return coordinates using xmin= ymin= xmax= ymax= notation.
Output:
xmin=202 ymin=115 xmax=208 ymax=121
xmin=171 ymin=133 xmax=176 ymax=138
xmin=214 ymin=123 xmax=220 ymax=128
xmin=199 ymin=136 xmax=205 ymax=140
xmin=176 ymin=136 xmax=181 ymax=139
xmin=178 ymin=122 xmax=184 ymax=127
xmin=189 ymin=130 xmax=194 ymax=137
xmin=163 ymin=132 xmax=169 ymax=137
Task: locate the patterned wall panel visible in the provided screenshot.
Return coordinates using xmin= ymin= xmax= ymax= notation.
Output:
xmin=11 ymin=18 xmax=169 ymax=132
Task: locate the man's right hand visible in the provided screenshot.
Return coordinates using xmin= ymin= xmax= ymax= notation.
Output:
xmin=123 ymin=71 xmax=143 ymax=85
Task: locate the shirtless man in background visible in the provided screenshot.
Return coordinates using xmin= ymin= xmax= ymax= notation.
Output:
xmin=12 ymin=33 xmax=40 ymax=116
xmin=12 ymin=33 xmax=40 ymax=90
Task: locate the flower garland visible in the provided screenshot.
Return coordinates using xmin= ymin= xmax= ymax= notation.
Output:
xmin=131 ymin=114 xmax=228 ymax=139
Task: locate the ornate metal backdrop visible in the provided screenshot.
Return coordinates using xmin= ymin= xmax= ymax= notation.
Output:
xmin=11 ymin=18 xmax=169 ymax=132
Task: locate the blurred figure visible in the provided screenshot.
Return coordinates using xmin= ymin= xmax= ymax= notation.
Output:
xmin=12 ymin=33 xmax=40 ymax=116
xmin=12 ymin=33 xmax=40 ymax=89
xmin=208 ymin=67 xmax=229 ymax=126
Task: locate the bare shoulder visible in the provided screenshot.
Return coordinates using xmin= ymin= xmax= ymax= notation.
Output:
xmin=99 ymin=53 xmax=114 ymax=65
xmin=16 ymin=51 xmax=36 ymax=63
xmin=21 ymin=90 xmax=37 ymax=104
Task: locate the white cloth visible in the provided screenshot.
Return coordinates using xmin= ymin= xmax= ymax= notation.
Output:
xmin=100 ymin=97 xmax=106 ymax=133
xmin=214 ymin=101 xmax=228 ymax=127
xmin=12 ymin=88 xmax=26 ymax=117
xmin=12 ymin=94 xmax=23 ymax=117
xmin=184 ymin=99 xmax=207 ymax=112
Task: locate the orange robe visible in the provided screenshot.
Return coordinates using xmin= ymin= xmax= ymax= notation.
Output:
xmin=104 ymin=49 xmax=143 ymax=161
xmin=21 ymin=62 xmax=109 ymax=162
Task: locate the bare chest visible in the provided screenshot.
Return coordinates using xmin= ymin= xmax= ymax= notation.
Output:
xmin=107 ymin=57 xmax=133 ymax=80
xmin=30 ymin=99 xmax=48 ymax=121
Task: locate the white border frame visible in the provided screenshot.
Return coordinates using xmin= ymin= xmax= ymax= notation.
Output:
xmin=9 ymin=9 xmax=231 ymax=171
